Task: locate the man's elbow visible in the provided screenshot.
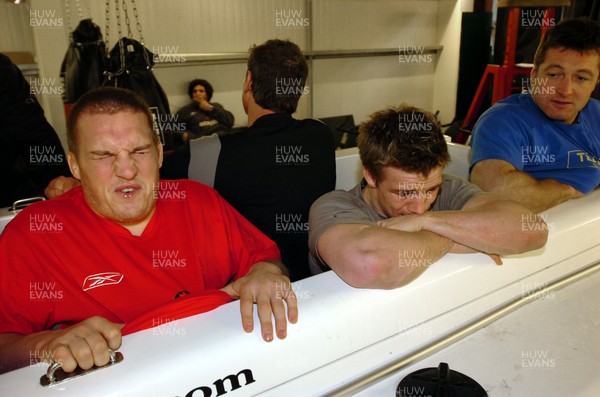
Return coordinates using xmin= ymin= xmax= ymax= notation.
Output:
xmin=524 ymin=224 xmax=549 ymax=251
xmin=329 ymin=253 xmax=416 ymax=290
xmin=508 ymin=222 xmax=549 ymax=254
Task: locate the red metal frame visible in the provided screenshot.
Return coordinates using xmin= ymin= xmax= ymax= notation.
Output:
xmin=457 ymin=6 xmax=556 ymax=143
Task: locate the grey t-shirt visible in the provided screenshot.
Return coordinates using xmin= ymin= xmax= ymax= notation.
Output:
xmin=308 ymin=174 xmax=482 ymax=274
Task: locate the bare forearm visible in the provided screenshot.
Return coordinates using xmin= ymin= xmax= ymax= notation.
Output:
xmin=248 ymin=259 xmax=288 ymax=278
xmin=421 ymin=197 xmax=547 ymax=254
xmin=221 ymin=259 xmax=286 ymax=298
xmin=0 ymin=317 xmax=121 ymax=374
xmin=0 ymin=331 xmax=54 ymax=373
xmin=475 ymin=169 xmax=580 ymax=213
xmin=320 ymin=225 xmax=453 ymax=289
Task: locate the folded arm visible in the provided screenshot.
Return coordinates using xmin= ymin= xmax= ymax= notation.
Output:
xmin=408 ymin=191 xmax=549 ymax=255
xmin=317 ymin=224 xmax=454 ymax=289
xmin=316 ymin=191 xmax=547 ymax=290
xmin=471 ymin=159 xmax=583 ymax=213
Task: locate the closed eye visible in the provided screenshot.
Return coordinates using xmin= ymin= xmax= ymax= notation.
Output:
xmin=90 ymin=151 xmax=114 ymax=160
xmin=132 ymin=144 xmax=153 ymax=156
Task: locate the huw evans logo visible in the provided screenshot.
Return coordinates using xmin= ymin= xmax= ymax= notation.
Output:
xmin=397 ymin=385 xmax=432 ymax=397
xmin=521 ymin=213 xmax=556 ymax=232
xmin=30 ymin=350 xmax=61 ymax=368
xmin=397 ymin=181 xmax=435 ymax=200
xmin=398 ymin=112 xmax=435 ymax=133
xmin=275 ymin=9 xmax=309 ymax=28
xmin=398 ymin=250 xmax=433 ymax=269
xmin=154 ymin=181 xmax=188 ymax=201
xmin=152 ymin=45 xmax=187 ymax=63
xmin=521 ymin=145 xmax=556 ymax=166
xmin=30 ymin=9 xmax=63 ymax=28
xmin=275 ymin=77 xmax=309 ymax=97
xmin=152 ymin=250 xmax=187 ymax=269
xmin=522 ymin=77 xmax=555 ymax=97
xmin=155 ymin=113 xmax=187 ymax=134
xmin=30 ymin=282 xmax=63 ymax=301
xmin=29 ymin=213 xmax=63 ymax=233
xmin=275 ymin=213 xmax=308 ymax=233
xmin=275 ymin=145 xmax=310 ymax=165
xmin=152 ymin=318 xmax=186 ymax=336
xmin=521 ymin=9 xmax=555 ymax=29
xmin=398 ymin=46 xmax=433 ymax=64
xmin=29 ymin=145 xmax=64 ymax=165
xmin=521 ymin=350 xmax=556 ymax=368
xmin=29 ymin=77 xmax=64 ymax=97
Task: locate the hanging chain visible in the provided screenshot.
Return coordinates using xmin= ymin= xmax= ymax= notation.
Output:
xmin=121 ymin=0 xmax=133 ymax=38
xmin=104 ymin=0 xmax=111 ymax=54
xmin=103 ymin=0 xmax=145 ymax=46
xmin=116 ymin=0 xmax=125 ymax=75
xmin=65 ymin=0 xmax=86 ymax=34
xmin=75 ymin=0 xmax=83 ymax=20
xmin=114 ymin=0 xmax=122 ymax=38
xmin=102 ymin=0 xmax=151 ymax=76
xmin=64 ymin=0 xmax=72 ymax=32
xmin=130 ymin=0 xmax=144 ymax=45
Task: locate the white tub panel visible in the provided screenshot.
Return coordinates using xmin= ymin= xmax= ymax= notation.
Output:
xmin=1 ymin=179 xmax=599 ymax=397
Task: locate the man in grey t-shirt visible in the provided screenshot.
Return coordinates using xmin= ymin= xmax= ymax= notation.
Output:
xmin=308 ymin=105 xmax=548 ymax=289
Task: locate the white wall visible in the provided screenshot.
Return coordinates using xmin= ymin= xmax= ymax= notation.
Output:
xmin=14 ymin=0 xmax=462 ymax=148
xmin=0 ymin=2 xmax=35 ymax=52
xmin=312 ymin=0 xmax=441 ymax=122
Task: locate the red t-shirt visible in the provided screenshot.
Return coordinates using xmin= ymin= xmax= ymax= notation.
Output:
xmin=0 ymin=180 xmax=280 ymax=334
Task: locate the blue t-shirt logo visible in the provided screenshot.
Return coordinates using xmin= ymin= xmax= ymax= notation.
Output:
xmin=567 ymin=150 xmax=600 ymax=169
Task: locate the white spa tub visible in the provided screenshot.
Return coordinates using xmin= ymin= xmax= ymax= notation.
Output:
xmin=1 ymin=144 xmax=599 ymax=396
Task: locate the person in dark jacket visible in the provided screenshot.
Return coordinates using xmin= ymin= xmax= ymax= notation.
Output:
xmin=162 ymin=40 xmax=336 ymax=281
xmin=175 ymin=79 xmax=234 ymax=141
xmin=0 ymin=53 xmax=71 ymax=207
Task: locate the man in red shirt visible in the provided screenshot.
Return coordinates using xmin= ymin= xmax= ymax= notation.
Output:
xmin=0 ymin=87 xmax=297 ymax=374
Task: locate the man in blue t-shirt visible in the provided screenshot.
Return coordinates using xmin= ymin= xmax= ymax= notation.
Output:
xmin=470 ymin=18 xmax=600 ymax=213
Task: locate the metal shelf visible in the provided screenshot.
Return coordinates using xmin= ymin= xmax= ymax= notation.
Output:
xmin=152 ymin=46 xmax=443 ymax=68
xmin=17 ymin=63 xmax=39 ymax=77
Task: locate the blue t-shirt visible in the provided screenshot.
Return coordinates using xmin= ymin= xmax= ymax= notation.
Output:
xmin=470 ymin=93 xmax=600 ymax=194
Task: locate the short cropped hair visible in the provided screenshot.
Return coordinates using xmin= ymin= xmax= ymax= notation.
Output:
xmin=358 ymin=104 xmax=450 ymax=181
xmin=187 ymin=79 xmax=214 ymax=101
xmin=247 ymin=39 xmax=308 ymax=113
xmin=534 ymin=17 xmax=600 ymax=67
xmin=67 ymin=87 xmax=156 ymax=154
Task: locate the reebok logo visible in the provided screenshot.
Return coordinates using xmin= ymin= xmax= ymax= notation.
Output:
xmin=82 ymin=272 xmax=124 ymax=291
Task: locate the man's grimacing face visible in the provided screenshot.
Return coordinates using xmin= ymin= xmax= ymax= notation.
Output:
xmin=530 ymin=47 xmax=600 ymax=124
xmin=67 ymin=110 xmax=163 ymax=229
